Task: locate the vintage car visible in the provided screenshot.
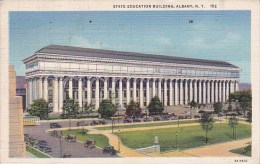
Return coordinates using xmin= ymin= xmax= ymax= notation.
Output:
xmin=63 ymin=154 xmax=72 ymax=158
xmin=123 ymin=119 xmax=132 ymax=123
xmin=65 ymin=134 xmax=76 ymax=142
xmin=50 ymin=130 xmax=60 ymax=137
xmin=133 ymin=119 xmax=142 ymax=123
xmin=84 ymin=140 xmax=95 ymax=148
xmin=50 ymin=122 xmax=62 ymax=128
xmin=76 ymin=121 xmax=89 ymax=127
xmin=102 ymin=146 xmax=117 ymax=156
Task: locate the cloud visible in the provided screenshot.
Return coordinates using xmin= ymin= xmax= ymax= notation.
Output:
xmin=221 ymin=32 xmax=241 ymax=44
xmin=157 ymin=36 xmax=172 ymax=45
xmin=69 ymin=35 xmax=105 ymax=49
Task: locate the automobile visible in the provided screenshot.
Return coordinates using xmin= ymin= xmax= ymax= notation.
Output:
xmin=98 ymin=120 xmax=107 ymax=125
xmin=50 ymin=130 xmax=60 ymax=137
xmin=63 ymin=154 xmax=72 ymax=158
xmin=90 ymin=120 xmax=99 ymax=126
xmin=65 ymin=134 xmax=76 ymax=142
xmin=194 ymin=115 xmax=201 ymax=118
xmin=76 ymin=121 xmax=89 ymax=127
xmin=84 ymin=140 xmax=95 ymax=148
xmin=143 ymin=118 xmax=152 ymax=122
xmin=123 ymin=119 xmax=132 ymax=123
xmin=39 ymin=145 xmax=52 ymax=153
xmin=50 ymin=122 xmax=62 ymax=128
xmin=102 ymin=146 xmax=117 ymax=156
xmin=153 ymin=117 xmax=161 ymax=121
xmin=185 ymin=115 xmax=192 ymax=119
xmin=133 ymin=119 xmax=142 ymax=122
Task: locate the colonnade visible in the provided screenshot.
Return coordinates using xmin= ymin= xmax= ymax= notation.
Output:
xmin=26 ymin=76 xmax=239 ymax=113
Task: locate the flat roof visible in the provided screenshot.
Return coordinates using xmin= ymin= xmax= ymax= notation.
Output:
xmin=34 ymin=44 xmax=238 ymax=68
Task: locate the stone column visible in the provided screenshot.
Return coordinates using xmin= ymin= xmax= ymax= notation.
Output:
xmin=169 ymin=79 xmax=173 ymax=106
xmin=133 ymin=78 xmax=137 ymax=102
xmin=179 ymin=79 xmax=183 ymax=105
xmin=164 ymin=79 xmax=167 ymax=106
xmin=202 ymin=81 xmax=206 ymax=104
xmin=126 ymin=78 xmax=130 ymax=105
xmin=53 ymin=77 xmax=59 ymax=113
xmin=28 ymin=78 xmax=33 ymax=105
xmin=38 ymin=77 xmax=43 ymax=99
xmin=226 ymin=81 xmax=229 ymax=101
xmin=146 ymin=79 xmax=150 ymax=106
xmin=104 ymin=77 xmax=108 ymax=99
xmin=95 ymin=77 xmax=100 ymax=110
xmin=152 ymin=79 xmax=156 ymax=98
xmin=184 ymin=80 xmax=188 ymax=104
xmin=87 ymin=77 xmax=91 ymax=105
xmin=43 ymin=77 xmax=48 ymax=101
xmin=235 ymin=81 xmax=239 ymax=92
xmin=59 ymin=77 xmax=63 ymax=112
xmin=158 ymin=79 xmax=162 ymax=101
xmin=69 ymin=77 xmax=73 ymax=99
xmin=189 ymin=80 xmax=193 ymax=102
xmin=230 ymin=81 xmax=234 ymax=93
xmin=119 ymin=78 xmax=123 ymax=108
xmin=198 ymin=80 xmax=202 ymax=104
xmin=78 ymin=77 xmax=83 ymax=108
xmin=219 ymin=81 xmax=222 ymax=102
xmin=207 ymin=81 xmax=210 ymax=104
xmin=112 ymin=77 xmax=116 ymax=104
xmin=194 ymin=80 xmax=197 ymax=103
xmin=223 ymin=81 xmax=226 ymax=102
xmin=140 ymin=78 xmax=144 ymax=108
xmin=215 ymin=81 xmax=218 ymax=102
xmin=174 ymin=80 xmax=179 ymax=105
xmin=211 ymin=81 xmax=214 ymax=103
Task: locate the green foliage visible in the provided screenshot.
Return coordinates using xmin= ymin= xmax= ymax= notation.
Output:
xmin=148 ymin=96 xmax=164 ymax=115
xmin=189 ymin=100 xmax=197 ymax=109
xmin=29 ymin=99 xmax=49 ymax=120
xmin=246 ymin=109 xmax=252 ymax=123
xmin=198 ymin=112 xmax=214 ymax=144
xmin=62 ymin=98 xmax=80 ymax=118
xmin=228 ymin=116 xmax=238 ymax=139
xmin=213 ymin=102 xmax=223 ymax=114
xmin=125 ymin=100 xmax=141 ymax=117
xmin=83 ymin=103 xmax=94 ymax=115
xmin=98 ymin=99 xmax=117 ymax=119
xmin=228 ymin=103 xmax=233 ymax=111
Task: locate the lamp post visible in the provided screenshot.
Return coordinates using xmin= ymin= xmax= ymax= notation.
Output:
xmin=60 ymin=131 xmax=63 ymax=158
xmin=118 ymin=129 xmax=121 ymax=152
xmin=175 ymin=131 xmax=178 ymax=150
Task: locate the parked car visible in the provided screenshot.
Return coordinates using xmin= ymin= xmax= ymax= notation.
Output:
xmin=50 ymin=122 xmax=62 ymax=128
xmin=153 ymin=117 xmax=161 ymax=121
xmin=102 ymin=146 xmax=117 ymax=156
xmin=84 ymin=140 xmax=95 ymax=149
xmin=133 ymin=119 xmax=142 ymax=123
xmin=123 ymin=119 xmax=132 ymax=123
xmin=143 ymin=118 xmax=152 ymax=122
xmin=63 ymin=154 xmax=72 ymax=158
xmin=90 ymin=120 xmax=99 ymax=126
xmin=65 ymin=134 xmax=76 ymax=142
xmin=76 ymin=121 xmax=89 ymax=127
xmin=50 ymin=130 xmax=60 ymax=137
xmin=98 ymin=120 xmax=107 ymax=125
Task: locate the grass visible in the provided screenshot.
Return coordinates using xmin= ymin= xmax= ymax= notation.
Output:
xmin=26 ymin=146 xmax=50 ymax=158
xmin=116 ymin=123 xmax=251 ymax=152
xmin=230 ymin=147 xmax=251 ymax=157
xmin=95 ymin=119 xmax=199 ymax=130
xmin=62 ymin=129 xmax=110 ymax=148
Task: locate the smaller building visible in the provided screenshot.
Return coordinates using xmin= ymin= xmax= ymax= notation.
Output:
xmin=16 ymin=76 xmax=27 ymax=112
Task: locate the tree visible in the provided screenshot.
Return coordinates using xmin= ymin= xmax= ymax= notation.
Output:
xmin=98 ymin=99 xmax=117 ymax=119
xmin=62 ymin=98 xmax=80 ymax=118
xmin=246 ymin=109 xmax=252 ymax=123
xmin=213 ymin=102 xmax=223 ymax=121
xmin=148 ymin=96 xmax=164 ymax=115
xmin=83 ymin=103 xmax=94 ymax=116
xmin=228 ymin=103 xmax=233 ymax=112
xmin=198 ymin=112 xmax=214 ymax=144
xmin=29 ymin=99 xmax=49 ymax=120
xmin=125 ymin=101 xmax=141 ymax=117
xmin=189 ymin=100 xmax=197 ymax=118
xmin=228 ymin=116 xmax=238 ymax=139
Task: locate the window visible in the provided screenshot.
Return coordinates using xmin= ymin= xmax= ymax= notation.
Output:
xmin=124 ymin=90 xmax=126 ymax=97
xmin=130 ymin=91 xmax=133 ymax=97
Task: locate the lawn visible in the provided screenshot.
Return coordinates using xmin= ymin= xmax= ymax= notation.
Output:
xmin=62 ymin=129 xmax=110 ymax=148
xmin=96 ymin=119 xmax=199 ymax=130
xmin=116 ymin=123 xmax=251 ymax=152
xmin=230 ymin=146 xmax=251 ymax=157
xmin=26 ymin=146 xmax=50 ymax=158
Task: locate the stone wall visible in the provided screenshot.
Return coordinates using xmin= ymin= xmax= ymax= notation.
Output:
xmin=9 ymin=65 xmax=26 ymax=157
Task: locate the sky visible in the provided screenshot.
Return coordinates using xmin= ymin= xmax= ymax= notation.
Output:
xmin=9 ymin=11 xmax=251 ymax=83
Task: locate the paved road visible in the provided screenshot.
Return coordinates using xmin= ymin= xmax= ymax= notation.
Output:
xmin=24 ymin=120 xmax=118 ymax=158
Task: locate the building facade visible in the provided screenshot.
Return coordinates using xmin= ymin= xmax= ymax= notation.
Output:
xmin=23 ymin=45 xmax=239 ymax=113
xmin=16 ymin=76 xmax=27 ymax=112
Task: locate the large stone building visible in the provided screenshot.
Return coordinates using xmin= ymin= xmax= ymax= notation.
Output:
xmin=23 ymin=45 xmax=239 ymax=113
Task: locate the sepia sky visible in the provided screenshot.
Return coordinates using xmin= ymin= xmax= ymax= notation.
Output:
xmin=9 ymin=11 xmax=250 ymax=83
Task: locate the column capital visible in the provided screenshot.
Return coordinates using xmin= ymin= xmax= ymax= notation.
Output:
xmin=53 ymin=76 xmax=59 ymax=81
xmin=78 ymin=77 xmax=83 ymax=81
xmin=59 ymin=76 xmax=64 ymax=81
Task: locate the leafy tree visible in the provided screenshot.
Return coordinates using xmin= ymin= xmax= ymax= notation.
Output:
xmin=213 ymin=102 xmax=223 ymax=121
xmin=98 ymin=99 xmax=117 ymax=119
xmin=29 ymin=99 xmax=49 ymax=120
xmin=246 ymin=109 xmax=252 ymax=123
xmin=228 ymin=116 xmax=238 ymax=139
xmin=189 ymin=100 xmax=197 ymax=109
xmin=125 ymin=100 xmax=141 ymax=117
xmin=62 ymin=98 xmax=80 ymax=118
xmin=83 ymin=103 xmax=94 ymax=116
xmin=148 ymin=96 xmax=164 ymax=115
xmin=198 ymin=112 xmax=214 ymax=144
xmin=228 ymin=103 xmax=233 ymax=112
